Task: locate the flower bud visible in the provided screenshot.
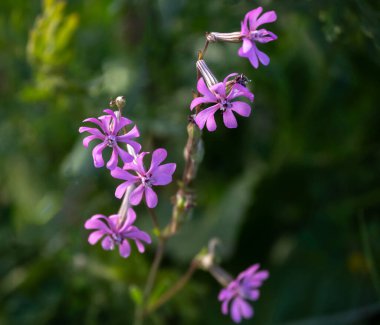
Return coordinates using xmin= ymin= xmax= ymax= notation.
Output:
xmin=115 ymin=96 xmax=126 ymax=109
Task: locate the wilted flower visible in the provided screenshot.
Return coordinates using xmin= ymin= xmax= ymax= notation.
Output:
xmin=239 ymin=7 xmax=277 ymax=68
xmin=190 ymin=74 xmax=254 ymax=131
xmin=84 ymin=209 xmax=151 ymax=258
xmin=111 ymin=148 xmax=176 ymax=208
xmin=79 ymin=109 xmax=141 ymax=170
xmin=218 ymin=264 xmax=269 ymax=323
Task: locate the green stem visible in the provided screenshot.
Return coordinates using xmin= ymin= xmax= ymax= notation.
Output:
xmin=146 ymin=261 xmax=198 ymax=315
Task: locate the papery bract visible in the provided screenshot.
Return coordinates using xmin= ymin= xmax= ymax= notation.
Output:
xmin=84 ymin=209 xmax=151 ymax=258
xmin=238 ymin=7 xmax=277 ymax=68
xmin=111 ymin=148 xmax=176 ymax=208
xmin=190 ymin=74 xmax=254 ymax=131
xmin=218 ymin=264 xmax=269 ymax=323
xmin=79 ymin=109 xmax=141 ymax=170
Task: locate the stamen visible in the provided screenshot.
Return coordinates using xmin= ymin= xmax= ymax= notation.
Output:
xmin=112 ymin=233 xmax=123 ymax=245
xmin=107 ymin=135 xmax=116 ymax=147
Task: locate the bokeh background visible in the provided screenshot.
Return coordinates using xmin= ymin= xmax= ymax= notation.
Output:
xmin=1 ymin=0 xmax=380 ymax=324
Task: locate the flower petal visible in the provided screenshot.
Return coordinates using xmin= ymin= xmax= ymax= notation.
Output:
xmin=134 ymin=239 xmax=146 ymax=253
xmin=115 ymin=181 xmax=133 ymax=199
xmin=83 ymin=117 xmax=107 ymax=133
xmin=122 ymin=208 xmax=137 ymax=229
xmin=152 ymin=163 xmax=176 ymax=185
xmin=111 ymin=168 xmax=139 ymax=181
xmin=206 ymin=111 xmax=217 ymax=131
xmin=79 ymin=126 xmax=104 ymax=138
xmin=194 ymin=104 xmax=219 ymax=130
xmin=237 ymin=298 xmax=254 ymax=320
xmin=252 ymin=270 xmax=270 ymax=281
xmin=222 ymin=299 xmax=230 ymax=315
xmin=240 ymin=19 xmax=249 ymax=36
xmin=223 ymin=110 xmax=238 ymax=128
xmin=149 ymin=148 xmax=167 ymax=172
xmin=231 ymin=102 xmax=251 ymax=117
xmin=84 ymin=216 xmax=111 ymax=233
xmin=123 ymin=140 xmax=142 ymax=155
xmin=210 ymin=82 xmax=226 ymax=98
xmin=247 ymin=7 xmax=263 ymax=30
xmin=115 ymin=116 xmax=133 ymax=134
xmin=101 ymin=236 xmax=114 ymax=250
xmin=126 ymin=229 xmax=152 ymax=243
xmin=106 ymin=147 xmax=119 ymax=170
xmin=190 ymin=96 xmax=215 ymax=110
xmin=254 ymin=10 xmax=277 ymax=29
xmin=82 ymin=135 xmax=100 ymax=148
xmin=134 ymin=152 xmax=148 ymax=175
xmin=145 ymin=187 xmax=158 ymax=208
xmin=255 ymin=47 xmax=270 ymax=66
xmin=129 ymin=184 xmax=145 ymax=206
xmin=228 ymin=84 xmax=254 ymax=102
xmin=92 ymin=142 xmax=107 ymax=168
xmin=116 ymin=145 xmax=133 ymax=164
xmin=88 ymin=230 xmax=105 ymax=245
xmin=197 ymin=77 xmax=216 ymax=100
xmin=119 ymin=240 xmax=131 ymax=258
xmin=245 ymin=289 xmax=260 ymax=301
xmin=242 ymin=38 xmax=252 ymax=54
xmin=231 ymin=298 xmax=243 ymax=323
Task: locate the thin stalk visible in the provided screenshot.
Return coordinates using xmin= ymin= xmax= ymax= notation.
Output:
xmin=146 ymin=261 xmax=198 ymax=314
xmin=200 ymin=40 xmax=209 ymax=59
xmin=134 ymin=238 xmax=166 ymax=325
xmin=134 ymin=35 xmax=211 ymax=324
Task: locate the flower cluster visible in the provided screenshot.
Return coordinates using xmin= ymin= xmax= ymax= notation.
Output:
xmin=192 ymin=7 xmax=277 ymax=134
xmin=218 ymin=264 xmax=269 ymax=323
xmin=194 ymin=6 xmax=276 ymax=323
xmin=78 ymin=5 xmax=276 ymax=323
xmin=79 ymin=99 xmax=176 ymax=258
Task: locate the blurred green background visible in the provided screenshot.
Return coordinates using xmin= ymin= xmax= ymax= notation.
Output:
xmin=1 ymin=0 xmax=380 ymax=324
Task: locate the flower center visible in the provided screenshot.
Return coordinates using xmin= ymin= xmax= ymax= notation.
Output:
xmin=219 ymin=99 xmax=232 ymax=112
xmin=141 ymin=173 xmax=152 ymax=187
xmin=249 ymin=29 xmax=274 ymax=43
xmin=106 ymin=135 xmax=116 ymax=147
xmin=249 ymin=30 xmax=260 ymax=41
xmin=111 ymin=233 xmax=123 ymax=245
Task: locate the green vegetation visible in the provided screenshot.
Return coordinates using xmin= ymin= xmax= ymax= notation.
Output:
xmin=0 ymin=0 xmax=379 ymax=324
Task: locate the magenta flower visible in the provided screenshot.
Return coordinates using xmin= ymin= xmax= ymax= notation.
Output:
xmin=190 ymin=74 xmax=254 ymax=131
xmin=79 ymin=109 xmax=141 ymax=170
xmin=218 ymin=264 xmax=269 ymax=323
xmin=239 ymin=7 xmax=277 ymax=68
xmin=110 ymin=148 xmax=176 ymax=208
xmin=84 ymin=209 xmax=151 ymax=258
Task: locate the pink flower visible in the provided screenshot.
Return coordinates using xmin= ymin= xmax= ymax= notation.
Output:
xmin=190 ymin=74 xmax=254 ymax=131
xmin=110 ymin=148 xmax=176 ymax=208
xmin=84 ymin=209 xmax=151 ymax=258
xmin=79 ymin=109 xmax=141 ymax=170
xmin=239 ymin=7 xmax=277 ymax=68
xmin=218 ymin=264 xmax=269 ymax=323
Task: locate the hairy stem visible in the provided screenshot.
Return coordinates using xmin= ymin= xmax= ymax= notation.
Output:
xmin=134 ymin=37 xmax=210 ymax=324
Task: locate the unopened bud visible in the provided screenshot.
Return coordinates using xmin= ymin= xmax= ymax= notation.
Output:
xmin=115 ymin=96 xmax=126 ymax=109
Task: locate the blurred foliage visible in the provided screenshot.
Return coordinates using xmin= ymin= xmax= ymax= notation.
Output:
xmin=25 ymin=0 xmax=79 ymax=100
xmin=0 ymin=0 xmax=380 ymax=324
